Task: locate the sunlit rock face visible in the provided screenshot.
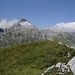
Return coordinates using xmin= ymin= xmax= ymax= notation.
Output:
xmin=67 ymin=57 xmax=75 ymax=75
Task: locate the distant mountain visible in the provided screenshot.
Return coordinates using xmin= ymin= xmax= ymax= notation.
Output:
xmin=53 ymin=32 xmax=75 ymax=48
xmin=42 ymin=29 xmax=75 ymax=48
xmin=41 ymin=29 xmax=57 ymax=40
xmin=0 ymin=18 xmax=42 ymax=47
xmin=41 ymin=22 xmax=75 ymax=48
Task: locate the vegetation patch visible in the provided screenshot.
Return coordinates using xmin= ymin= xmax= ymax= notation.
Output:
xmin=0 ymin=40 xmax=75 ymax=75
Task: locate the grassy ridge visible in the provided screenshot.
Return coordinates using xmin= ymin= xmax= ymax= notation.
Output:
xmin=0 ymin=40 xmax=75 ymax=75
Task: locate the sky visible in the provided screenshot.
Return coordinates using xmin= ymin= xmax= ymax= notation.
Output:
xmin=0 ymin=0 xmax=75 ymax=29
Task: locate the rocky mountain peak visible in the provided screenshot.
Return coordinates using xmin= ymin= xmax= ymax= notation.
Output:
xmin=19 ymin=18 xmax=27 ymax=22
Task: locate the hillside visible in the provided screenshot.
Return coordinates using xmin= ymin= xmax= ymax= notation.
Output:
xmin=0 ymin=40 xmax=75 ymax=75
xmin=41 ymin=29 xmax=75 ymax=48
xmin=52 ymin=32 xmax=75 ymax=49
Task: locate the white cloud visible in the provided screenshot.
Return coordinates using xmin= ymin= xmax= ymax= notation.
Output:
xmin=0 ymin=19 xmax=8 ymax=28
xmin=51 ymin=22 xmax=75 ymax=32
xmin=0 ymin=18 xmax=34 ymax=29
xmin=56 ymin=22 xmax=75 ymax=29
xmin=0 ymin=19 xmax=19 ymax=29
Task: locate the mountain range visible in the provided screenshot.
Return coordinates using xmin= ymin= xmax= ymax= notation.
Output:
xmin=0 ymin=18 xmax=42 ymax=47
xmin=0 ymin=18 xmax=75 ymax=48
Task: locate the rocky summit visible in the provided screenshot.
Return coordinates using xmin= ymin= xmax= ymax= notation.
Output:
xmin=0 ymin=18 xmax=42 ymax=47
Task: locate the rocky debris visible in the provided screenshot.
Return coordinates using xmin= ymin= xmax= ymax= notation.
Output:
xmin=42 ymin=62 xmax=73 ymax=75
xmin=67 ymin=57 xmax=75 ymax=75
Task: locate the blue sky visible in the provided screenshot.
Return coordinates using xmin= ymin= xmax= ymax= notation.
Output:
xmin=0 ymin=0 xmax=75 ymax=29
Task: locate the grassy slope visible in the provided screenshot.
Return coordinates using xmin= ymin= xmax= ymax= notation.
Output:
xmin=0 ymin=40 xmax=75 ymax=75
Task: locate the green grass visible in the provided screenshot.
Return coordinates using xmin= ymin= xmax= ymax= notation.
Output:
xmin=0 ymin=40 xmax=75 ymax=75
